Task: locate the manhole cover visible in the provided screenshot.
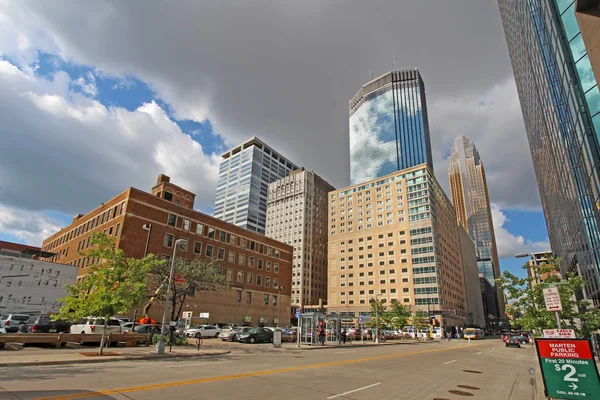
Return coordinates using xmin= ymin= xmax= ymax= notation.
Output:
xmin=462 ymin=369 xmax=482 ymax=374
xmin=457 ymin=385 xmax=480 ymax=390
xmin=448 ymin=390 xmax=474 ymax=396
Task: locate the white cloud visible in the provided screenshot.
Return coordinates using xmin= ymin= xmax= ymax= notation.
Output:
xmin=72 ymin=71 xmax=97 ymax=96
xmin=0 ymin=204 xmax=63 ymax=246
xmin=491 ymin=203 xmax=550 ymax=259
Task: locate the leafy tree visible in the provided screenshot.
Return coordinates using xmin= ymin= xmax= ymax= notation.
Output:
xmin=367 ymin=297 xmax=388 ymax=331
xmin=498 ymin=255 xmax=600 ymax=338
xmin=149 ymin=257 xmax=230 ymax=322
xmin=411 ymin=309 xmax=429 ymax=334
xmin=54 ymin=233 xmax=163 ymax=355
xmin=387 ymin=300 xmax=412 ymax=330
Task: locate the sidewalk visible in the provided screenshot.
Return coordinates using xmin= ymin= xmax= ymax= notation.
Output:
xmin=0 ymin=346 xmax=230 ymax=368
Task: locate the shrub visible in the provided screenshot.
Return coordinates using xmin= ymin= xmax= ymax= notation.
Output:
xmin=151 ymin=333 xmax=188 ymax=346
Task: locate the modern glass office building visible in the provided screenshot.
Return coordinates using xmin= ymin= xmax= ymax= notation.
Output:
xmin=348 ymin=69 xmax=433 ymax=186
xmin=498 ymin=0 xmax=600 ymax=303
xmin=214 ymin=137 xmax=298 ymax=235
xmin=449 ymin=136 xmax=504 ymax=317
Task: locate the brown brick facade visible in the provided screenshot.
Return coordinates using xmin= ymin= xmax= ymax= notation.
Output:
xmin=41 ymin=175 xmax=293 ymax=326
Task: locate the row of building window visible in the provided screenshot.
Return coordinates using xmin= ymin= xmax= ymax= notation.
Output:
xmin=235 ymin=290 xmax=279 ymax=306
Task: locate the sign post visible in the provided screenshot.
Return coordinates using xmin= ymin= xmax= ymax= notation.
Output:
xmin=543 ymin=329 xmax=576 ymax=339
xmin=536 ymin=338 xmax=600 ymax=399
xmin=543 ymin=287 xmax=563 ymax=329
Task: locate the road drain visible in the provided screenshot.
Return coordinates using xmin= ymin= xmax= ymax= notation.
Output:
xmin=457 ymin=385 xmax=480 ymax=390
xmin=462 ymin=369 xmax=483 ymax=374
xmin=448 ymin=390 xmax=474 ymax=396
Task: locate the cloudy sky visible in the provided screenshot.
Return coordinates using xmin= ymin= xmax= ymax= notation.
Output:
xmin=0 ymin=0 xmax=550 ymax=276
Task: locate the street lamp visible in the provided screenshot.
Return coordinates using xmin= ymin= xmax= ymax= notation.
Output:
xmin=277 ymin=286 xmax=284 ymax=327
xmin=133 ymin=223 xmax=153 ymax=332
xmin=374 ymin=294 xmax=382 ymax=344
xmin=156 ymin=238 xmax=186 ymax=355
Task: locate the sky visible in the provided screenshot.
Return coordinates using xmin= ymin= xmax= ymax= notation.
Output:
xmin=0 ymin=0 xmax=551 ymax=277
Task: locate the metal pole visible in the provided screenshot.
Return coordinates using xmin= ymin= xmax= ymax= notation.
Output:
xmin=277 ymin=286 xmax=282 ymax=327
xmin=375 ymin=296 xmax=379 ymax=344
xmin=156 ymin=239 xmax=182 ymax=354
xmin=555 ymin=311 xmax=562 ymax=330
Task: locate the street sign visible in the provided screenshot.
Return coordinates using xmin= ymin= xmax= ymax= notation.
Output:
xmin=543 ymin=329 xmax=576 ymax=339
xmin=535 ymin=338 xmax=600 ymax=399
xmin=199 ymin=312 xmax=209 ymax=319
xmin=359 ymin=315 xmax=372 ymax=324
xmin=295 ymin=308 xmax=301 ymax=319
xmin=543 ymin=287 xmax=563 ymax=311
xmin=181 ymin=311 xmax=193 ymax=319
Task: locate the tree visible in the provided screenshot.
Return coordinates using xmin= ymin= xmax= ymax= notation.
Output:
xmin=387 ymin=300 xmax=412 ymax=330
xmin=367 ymin=297 xmax=388 ymax=332
xmin=54 ymin=233 xmax=163 ymax=355
xmin=411 ymin=309 xmax=429 ymax=334
xmin=149 ymin=257 xmax=230 ymax=322
xmin=497 ymin=255 xmax=600 ymax=338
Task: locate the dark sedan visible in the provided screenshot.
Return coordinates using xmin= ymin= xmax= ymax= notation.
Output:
xmin=19 ymin=314 xmax=70 ymax=334
xmin=505 ymin=336 xmax=522 ymax=348
xmin=237 ymin=327 xmax=273 ymax=344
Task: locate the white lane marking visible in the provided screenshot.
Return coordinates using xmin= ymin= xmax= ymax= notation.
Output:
xmin=334 ymin=350 xmax=356 ymax=354
xmin=326 ymin=382 xmax=381 ymax=399
xmin=477 ymin=352 xmax=482 ymax=355
xmin=165 ymin=360 xmax=232 ymax=368
xmin=444 ymin=360 xmax=457 ymax=365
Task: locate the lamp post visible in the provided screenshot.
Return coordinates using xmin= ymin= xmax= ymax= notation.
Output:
xmin=374 ymin=294 xmax=382 ymax=344
xmin=277 ymin=286 xmax=284 ymax=327
xmin=156 ymin=238 xmax=186 ymax=355
xmin=133 ymin=224 xmax=152 ymax=332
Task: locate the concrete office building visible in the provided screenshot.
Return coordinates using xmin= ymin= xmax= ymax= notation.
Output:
xmin=449 ymin=136 xmax=505 ymax=317
xmin=0 ymin=241 xmax=77 ymax=315
xmin=498 ymin=0 xmax=600 ymax=304
xmin=349 ymin=69 xmax=433 ymax=186
xmin=214 ymin=137 xmax=299 ymax=235
xmin=575 ymin=1 xmax=600 ymax=85
xmin=457 ymin=227 xmax=486 ymax=329
xmin=41 ymin=174 xmax=293 ymax=326
xmin=327 ymin=164 xmax=468 ymax=330
xmin=266 ymin=169 xmax=335 ymax=311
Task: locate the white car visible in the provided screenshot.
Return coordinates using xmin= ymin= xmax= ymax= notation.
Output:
xmin=70 ymin=317 xmax=122 ymax=334
xmin=185 ymin=325 xmax=221 ymax=338
xmin=0 ymin=324 xmax=6 ymax=349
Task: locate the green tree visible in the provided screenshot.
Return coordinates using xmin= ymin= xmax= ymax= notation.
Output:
xmin=149 ymin=257 xmax=230 ymax=322
xmin=498 ymin=255 xmax=600 ymax=338
xmin=54 ymin=233 xmax=163 ymax=355
xmin=368 ymin=297 xmax=388 ymax=331
xmin=387 ymin=300 xmax=412 ymax=330
xmin=411 ymin=309 xmax=429 ymax=337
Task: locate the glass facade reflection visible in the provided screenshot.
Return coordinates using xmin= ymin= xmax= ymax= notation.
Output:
xmin=498 ymin=0 xmax=600 ymax=303
xmin=349 ymin=69 xmax=433 ymax=186
xmin=214 ymin=137 xmax=298 ymax=235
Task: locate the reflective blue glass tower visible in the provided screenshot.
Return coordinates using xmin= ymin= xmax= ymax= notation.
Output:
xmin=498 ymin=0 xmax=600 ymax=303
xmin=349 ymin=69 xmax=433 ymax=186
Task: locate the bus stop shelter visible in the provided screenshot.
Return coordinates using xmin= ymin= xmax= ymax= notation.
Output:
xmin=298 ymin=312 xmax=341 ymax=345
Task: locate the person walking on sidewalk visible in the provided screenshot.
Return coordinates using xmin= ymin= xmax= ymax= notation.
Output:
xmin=318 ymin=325 xmax=325 ymax=346
xmin=341 ymin=328 xmax=347 ymax=344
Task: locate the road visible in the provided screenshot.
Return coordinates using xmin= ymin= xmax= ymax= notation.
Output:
xmin=0 ymin=339 xmax=536 ymax=400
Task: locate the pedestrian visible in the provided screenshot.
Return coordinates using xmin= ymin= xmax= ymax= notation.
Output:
xmin=318 ymin=325 xmax=325 ymax=346
xmin=341 ymin=328 xmax=347 ymax=344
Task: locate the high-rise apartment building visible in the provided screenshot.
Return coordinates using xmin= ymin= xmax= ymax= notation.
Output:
xmin=266 ymin=169 xmax=335 ymax=310
xmin=348 ymin=69 xmax=433 ymax=186
xmin=448 ymin=136 xmax=504 ymax=317
xmin=327 ymin=164 xmax=468 ymax=331
xmin=41 ymin=174 xmax=293 ymax=326
xmin=214 ymin=137 xmax=299 ymax=235
xmin=498 ymin=0 xmax=600 ymax=303
xmin=457 ymin=226 xmax=487 ymax=329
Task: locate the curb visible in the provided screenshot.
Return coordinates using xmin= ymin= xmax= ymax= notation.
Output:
xmin=0 ymin=350 xmax=231 ymax=368
xmin=286 ymin=341 xmax=436 ymax=350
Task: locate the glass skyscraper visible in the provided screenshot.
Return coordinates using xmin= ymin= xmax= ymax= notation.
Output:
xmin=214 ymin=137 xmax=298 ymax=235
xmin=449 ymin=136 xmax=504 ymax=317
xmin=349 ymin=69 xmax=433 ymax=186
xmin=498 ymin=0 xmax=600 ymax=303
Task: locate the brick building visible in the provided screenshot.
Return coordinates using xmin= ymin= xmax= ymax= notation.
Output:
xmin=41 ymin=174 xmax=293 ymax=326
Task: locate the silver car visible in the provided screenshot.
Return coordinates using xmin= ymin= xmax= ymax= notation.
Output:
xmin=185 ymin=325 xmax=221 ymax=338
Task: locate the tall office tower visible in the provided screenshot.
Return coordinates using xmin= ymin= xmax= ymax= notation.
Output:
xmin=348 ymin=69 xmax=433 ymax=186
xmin=498 ymin=0 xmax=600 ymax=303
xmin=327 ymin=164 xmax=469 ymax=332
xmin=214 ymin=137 xmax=299 ymax=235
xmin=448 ymin=136 xmax=504 ymax=317
xmin=266 ymin=169 xmax=335 ymax=310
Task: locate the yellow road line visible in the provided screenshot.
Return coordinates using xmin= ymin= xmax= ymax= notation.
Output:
xmin=36 ymin=343 xmax=482 ymax=400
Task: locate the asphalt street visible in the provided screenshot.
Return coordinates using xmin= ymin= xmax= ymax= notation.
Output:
xmin=0 ymin=339 xmax=536 ymax=400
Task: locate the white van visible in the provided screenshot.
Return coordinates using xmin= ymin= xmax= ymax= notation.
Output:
xmin=70 ymin=317 xmax=122 ymax=334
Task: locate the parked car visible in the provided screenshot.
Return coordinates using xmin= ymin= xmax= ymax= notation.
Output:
xmin=185 ymin=325 xmax=221 ymax=338
xmin=506 ymin=336 xmax=522 ymax=348
xmin=0 ymin=324 xmax=6 ymax=349
xmin=120 ymin=322 xmax=135 ymax=333
xmin=2 ymin=314 xmax=30 ymax=333
xmin=237 ymin=327 xmax=273 ymax=344
xmin=19 ymin=314 xmax=70 ymax=334
xmin=118 ymin=318 xmax=132 ymax=324
xmin=70 ymin=317 xmax=122 ymax=334
xmin=219 ymin=327 xmax=253 ymax=342
xmin=266 ymin=327 xmax=294 ymax=342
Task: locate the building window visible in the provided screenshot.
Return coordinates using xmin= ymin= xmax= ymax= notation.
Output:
xmin=237 ymin=271 xmax=244 ymax=283
xmin=272 ymin=295 xmax=278 ymax=307
xmin=240 ymin=238 xmax=246 ymax=248
xmin=179 ymin=239 xmax=188 ymax=252
xmin=246 ymin=292 xmax=252 ymax=304
xmin=265 ymin=277 xmax=271 ymax=288
xmin=193 ymin=242 xmax=202 ymax=255
xmin=256 ymin=275 xmax=262 ymax=286
xmin=219 ymin=231 xmax=226 ymax=242
xmin=247 ymin=272 xmax=253 ymax=285
xmin=218 ymin=248 xmax=225 ymax=260
xmin=164 ymin=234 xmax=174 ymax=248
xmin=264 ymin=294 xmax=269 ymax=305
xmin=206 ymin=245 xmax=214 ymax=258
xmin=274 ymin=263 xmax=279 ymax=274
xmin=257 ymin=259 xmax=263 ymax=270
xmin=273 ymin=278 xmax=279 ymax=288
xmin=168 ymin=214 xmax=177 ymax=227
xmin=115 ymin=223 xmax=121 ymax=237
xmin=196 ymin=223 xmax=204 ymax=235
xmin=249 ymin=256 xmax=255 ymax=268
xmin=239 ymin=254 xmax=246 ymax=265
xmin=226 ymin=268 xmax=234 ymax=281
xmin=208 ymin=227 xmax=215 ymax=239
xmin=230 ymin=234 xmax=237 ymax=246
xmin=236 ymin=290 xmax=242 ymax=303
xmin=266 ymin=261 xmax=271 ymax=272
xmin=228 ymin=251 xmax=236 ymax=263
xmin=183 ymin=219 xmax=190 ymax=231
